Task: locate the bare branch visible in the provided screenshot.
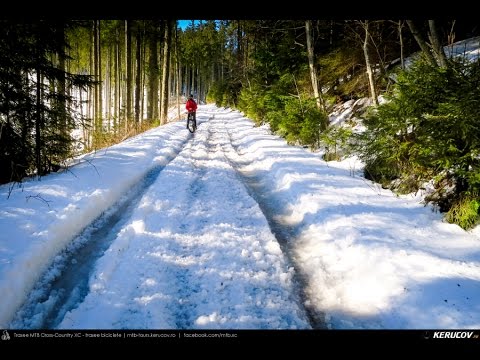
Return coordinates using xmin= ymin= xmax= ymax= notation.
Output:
xmin=62 ymin=166 xmax=79 ymax=179
xmin=83 ymin=158 xmax=100 ymax=177
xmin=7 ymin=181 xmax=22 ymax=200
xmin=26 ymin=193 xmax=52 ymax=208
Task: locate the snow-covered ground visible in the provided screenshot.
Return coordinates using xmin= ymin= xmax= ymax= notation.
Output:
xmin=445 ymin=36 xmax=480 ymax=61
xmin=1 ymin=105 xmax=479 ymax=330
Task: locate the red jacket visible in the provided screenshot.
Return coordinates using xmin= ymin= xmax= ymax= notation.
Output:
xmin=186 ymin=99 xmax=197 ymax=112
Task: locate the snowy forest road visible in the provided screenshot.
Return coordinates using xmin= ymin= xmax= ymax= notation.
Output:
xmin=11 ymin=107 xmax=319 ymax=330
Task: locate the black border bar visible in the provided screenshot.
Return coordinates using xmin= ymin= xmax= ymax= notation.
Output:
xmin=1 ymin=329 xmax=480 ymax=345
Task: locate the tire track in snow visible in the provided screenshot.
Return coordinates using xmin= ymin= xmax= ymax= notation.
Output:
xmin=10 ymin=131 xmax=191 ymax=329
xmin=170 ymin=121 xmax=214 ymax=328
xmin=54 ymin=109 xmax=310 ymax=329
xmin=168 ymin=114 xmax=311 ymax=328
xmin=217 ymin=110 xmax=327 ymax=329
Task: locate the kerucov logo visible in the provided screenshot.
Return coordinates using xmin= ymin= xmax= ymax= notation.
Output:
xmin=432 ymin=331 xmax=478 ymax=339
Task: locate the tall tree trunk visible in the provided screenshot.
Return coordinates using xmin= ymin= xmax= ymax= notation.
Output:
xmin=428 ymin=20 xmax=448 ymax=68
xmin=93 ymin=20 xmax=102 ymax=136
xmin=93 ymin=21 xmax=98 ymax=136
xmin=176 ymin=31 xmax=181 ymax=120
xmin=106 ymin=43 xmax=111 ymax=131
xmin=236 ymin=20 xmax=242 ymax=76
xmin=57 ymin=22 xmax=67 ymax=136
xmin=362 ymin=21 xmax=378 ymax=106
xmin=115 ymin=24 xmax=121 ymax=134
xmin=112 ymin=28 xmax=117 ymax=132
xmin=160 ymin=20 xmax=172 ymax=125
xmin=196 ymin=67 xmax=201 ymax=103
xmin=148 ymin=21 xmax=159 ymax=121
xmin=35 ymin=26 xmax=45 ymax=176
xmin=98 ymin=20 xmax=102 ymax=132
xmin=35 ymin=62 xmax=43 ymax=176
xmin=398 ymin=20 xmax=405 ymax=69
xmin=305 ymin=20 xmax=325 ymax=112
xmin=20 ymin=73 xmax=30 ymax=179
xmin=87 ymin=24 xmax=94 ymax=148
xmin=170 ymin=71 xmax=174 ymax=104
xmin=105 ymin=46 xmax=110 ymax=132
xmin=126 ymin=20 xmax=133 ymax=125
xmin=185 ymin=65 xmax=190 ymax=97
xmin=80 ymin=84 xmax=87 ymax=144
xmin=134 ymin=28 xmax=141 ymax=125
xmin=157 ymin=21 xmax=165 ymax=120
xmin=140 ymin=24 xmax=147 ymax=125
xmin=92 ymin=21 xmax=98 ymax=135
xmin=406 ymin=20 xmax=437 ymax=67
xmin=190 ymin=66 xmax=193 ymax=97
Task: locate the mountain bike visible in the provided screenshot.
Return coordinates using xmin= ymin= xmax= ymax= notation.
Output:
xmin=187 ymin=111 xmax=197 ymax=133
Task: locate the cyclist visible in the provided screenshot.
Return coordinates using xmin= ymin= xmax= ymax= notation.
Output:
xmin=186 ymin=94 xmax=197 ymax=129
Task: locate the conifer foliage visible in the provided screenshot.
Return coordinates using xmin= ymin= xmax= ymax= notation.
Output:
xmin=357 ymin=56 xmax=480 ymax=228
xmin=0 ymin=20 xmax=93 ymax=184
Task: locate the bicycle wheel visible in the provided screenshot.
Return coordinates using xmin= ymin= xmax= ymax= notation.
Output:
xmin=187 ymin=113 xmax=196 ymax=133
